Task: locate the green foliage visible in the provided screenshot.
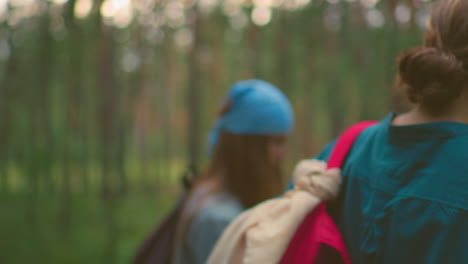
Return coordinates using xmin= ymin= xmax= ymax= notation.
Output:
xmin=0 ymin=191 xmax=176 ymax=264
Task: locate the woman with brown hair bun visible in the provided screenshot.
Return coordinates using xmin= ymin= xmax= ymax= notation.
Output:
xmin=172 ymin=79 xmax=294 ymax=264
xmin=306 ymin=0 xmax=468 ymax=263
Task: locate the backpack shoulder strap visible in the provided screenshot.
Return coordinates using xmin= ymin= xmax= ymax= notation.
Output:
xmin=327 ymin=121 xmax=378 ymax=170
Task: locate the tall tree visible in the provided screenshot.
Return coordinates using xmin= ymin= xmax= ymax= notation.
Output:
xmin=94 ymin=0 xmax=120 ymax=198
xmin=0 ymin=16 xmax=16 ymax=194
xmin=187 ymin=5 xmax=203 ymax=176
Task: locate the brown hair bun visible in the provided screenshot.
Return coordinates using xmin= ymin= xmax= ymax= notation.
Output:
xmin=395 ymin=0 xmax=468 ymax=114
xmin=397 ymin=46 xmax=467 ymax=113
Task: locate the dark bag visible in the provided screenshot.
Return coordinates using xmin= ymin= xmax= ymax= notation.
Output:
xmin=133 ymin=197 xmax=186 ymax=264
xmin=133 ymin=171 xmax=194 ymax=264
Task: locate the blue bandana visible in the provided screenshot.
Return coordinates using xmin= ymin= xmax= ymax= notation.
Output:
xmin=208 ymin=79 xmax=294 ymax=153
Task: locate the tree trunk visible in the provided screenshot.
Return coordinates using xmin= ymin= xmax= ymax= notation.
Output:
xmin=95 ymin=0 xmax=119 ymax=199
xmin=187 ymin=6 xmax=202 ymax=177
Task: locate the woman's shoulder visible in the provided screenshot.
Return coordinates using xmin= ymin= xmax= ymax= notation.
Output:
xmin=315 ymin=117 xmax=386 ymax=161
xmin=194 ymin=191 xmax=244 ymax=225
xmin=182 ymin=191 xmax=243 ymax=264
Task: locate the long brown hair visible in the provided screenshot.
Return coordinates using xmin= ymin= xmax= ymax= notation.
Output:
xmin=396 ymin=0 xmax=468 ymax=114
xmin=201 ymin=132 xmax=284 ymax=208
xmin=173 ymin=132 xmax=284 ymax=257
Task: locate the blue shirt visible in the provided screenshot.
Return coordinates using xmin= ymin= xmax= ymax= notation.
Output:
xmin=176 ymin=191 xmax=243 ymax=264
xmin=314 ymin=113 xmax=468 ymax=264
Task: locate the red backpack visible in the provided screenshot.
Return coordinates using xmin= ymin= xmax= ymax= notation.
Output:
xmin=280 ymin=121 xmax=377 ymax=264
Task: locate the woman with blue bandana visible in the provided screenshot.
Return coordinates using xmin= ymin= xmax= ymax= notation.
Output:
xmin=172 ymin=79 xmax=294 ymax=264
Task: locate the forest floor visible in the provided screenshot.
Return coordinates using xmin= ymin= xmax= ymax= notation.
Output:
xmin=0 ymin=188 xmax=177 ymax=264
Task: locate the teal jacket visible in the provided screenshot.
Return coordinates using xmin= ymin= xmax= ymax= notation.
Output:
xmin=313 ymin=113 xmax=468 ymax=264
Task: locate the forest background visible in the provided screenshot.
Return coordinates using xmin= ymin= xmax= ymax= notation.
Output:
xmin=0 ymin=0 xmax=430 ymax=262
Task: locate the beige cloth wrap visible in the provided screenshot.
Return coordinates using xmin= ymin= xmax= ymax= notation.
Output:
xmin=207 ymin=159 xmax=341 ymax=264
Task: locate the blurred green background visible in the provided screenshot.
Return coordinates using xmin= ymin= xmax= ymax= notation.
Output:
xmin=0 ymin=0 xmax=431 ymax=263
